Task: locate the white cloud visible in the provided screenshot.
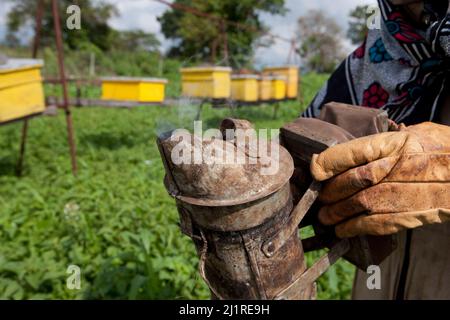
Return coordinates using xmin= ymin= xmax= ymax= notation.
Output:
xmin=255 ymin=0 xmax=378 ymax=66
xmin=106 ymin=0 xmax=378 ymax=66
xmin=0 ymin=2 xmax=13 ymax=43
xmin=106 ymin=0 xmax=169 ymax=48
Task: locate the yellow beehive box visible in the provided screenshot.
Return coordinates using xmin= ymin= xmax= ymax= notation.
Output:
xmin=101 ymin=77 xmax=168 ymax=103
xmin=180 ymin=67 xmax=231 ymax=99
xmin=230 ymin=75 xmax=259 ymax=102
xmin=263 ymin=66 xmax=299 ymax=99
xmin=0 ymin=59 xmax=45 ymax=123
xmin=271 ymin=76 xmax=287 ymax=100
xmin=258 ymin=76 xmax=272 ymax=101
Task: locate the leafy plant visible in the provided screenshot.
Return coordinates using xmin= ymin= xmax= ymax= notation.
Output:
xmin=0 ymin=73 xmax=354 ymax=300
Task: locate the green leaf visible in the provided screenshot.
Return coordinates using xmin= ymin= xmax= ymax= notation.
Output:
xmin=128 ymin=275 xmax=147 ymax=299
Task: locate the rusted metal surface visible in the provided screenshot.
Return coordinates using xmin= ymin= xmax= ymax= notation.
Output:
xmin=219 ymin=118 xmax=254 ymax=133
xmin=182 ymin=184 xmax=313 ymax=300
xmin=158 ymin=119 xmax=315 ymax=300
xmin=159 ymin=107 xmax=400 ymax=300
xmin=275 ymin=239 xmax=351 ymax=300
xmin=180 ymin=183 xmax=292 ymax=232
xmin=52 ymin=0 xmax=78 ymax=175
xmin=262 ymin=181 xmax=320 ymax=258
xmin=32 ymin=0 xmax=44 ymax=59
xmin=280 ymin=118 xmax=348 ymax=166
xmin=158 ymin=121 xmax=294 ymax=207
xmin=301 ymin=234 xmax=329 ymax=253
xmin=15 ymin=0 xmax=44 ymax=177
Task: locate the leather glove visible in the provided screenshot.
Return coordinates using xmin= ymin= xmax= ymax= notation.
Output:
xmin=310 ymin=122 xmax=450 ymax=238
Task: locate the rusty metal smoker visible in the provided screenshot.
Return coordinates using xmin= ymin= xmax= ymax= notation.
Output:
xmin=157 ymin=119 xmax=317 ymax=299
xmin=157 ymin=103 xmax=397 ymax=300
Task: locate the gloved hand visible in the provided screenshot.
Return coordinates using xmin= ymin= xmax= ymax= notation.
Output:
xmin=310 ymin=122 xmax=450 ymax=238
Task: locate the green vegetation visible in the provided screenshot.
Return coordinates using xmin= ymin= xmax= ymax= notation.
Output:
xmin=5 ymin=0 xmax=160 ymax=52
xmin=0 ymin=0 xmax=365 ymax=302
xmin=0 ymin=73 xmax=355 ymax=299
xmin=297 ymin=10 xmax=346 ymax=73
xmin=159 ymin=0 xmax=286 ymax=67
xmin=347 ymin=5 xmax=370 ymax=46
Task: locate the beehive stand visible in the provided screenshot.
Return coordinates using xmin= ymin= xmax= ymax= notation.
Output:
xmin=14 ymin=0 xmax=77 ymax=176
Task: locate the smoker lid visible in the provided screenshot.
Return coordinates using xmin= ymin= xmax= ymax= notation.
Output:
xmin=158 ymin=118 xmax=294 ymax=207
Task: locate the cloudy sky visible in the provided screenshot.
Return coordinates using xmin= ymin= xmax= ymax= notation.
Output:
xmin=0 ymin=0 xmax=377 ymax=66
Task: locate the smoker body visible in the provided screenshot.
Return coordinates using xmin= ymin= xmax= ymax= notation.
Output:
xmin=176 ymin=183 xmax=314 ymax=300
xmin=157 ymin=119 xmax=316 ymax=300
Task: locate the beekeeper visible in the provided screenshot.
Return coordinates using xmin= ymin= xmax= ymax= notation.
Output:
xmin=303 ymin=0 xmax=450 ymax=299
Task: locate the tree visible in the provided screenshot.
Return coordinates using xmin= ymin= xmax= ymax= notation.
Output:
xmin=112 ymin=30 xmax=161 ymax=53
xmin=297 ymin=10 xmax=346 ymax=74
xmin=347 ymin=5 xmax=370 ymax=45
xmin=6 ymin=0 xmax=118 ymax=51
xmin=158 ymin=0 xmax=286 ymax=67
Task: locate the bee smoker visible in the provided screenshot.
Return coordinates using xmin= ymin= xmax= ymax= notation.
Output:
xmin=157 ymin=104 xmax=397 ymax=299
xmin=157 ymin=119 xmax=317 ymax=299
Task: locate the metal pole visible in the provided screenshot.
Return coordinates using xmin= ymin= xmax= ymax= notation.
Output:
xmin=286 ymin=39 xmax=296 ymax=65
xmin=16 ymin=0 xmax=45 ymax=176
xmin=32 ymin=0 xmax=44 ymax=58
xmin=52 ymin=0 xmax=78 ymax=175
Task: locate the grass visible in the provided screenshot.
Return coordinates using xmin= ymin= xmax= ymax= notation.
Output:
xmin=0 ymin=73 xmax=355 ymax=299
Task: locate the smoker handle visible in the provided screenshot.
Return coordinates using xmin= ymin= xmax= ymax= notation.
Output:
xmin=261 ymin=180 xmax=321 ymax=258
xmin=274 ymin=239 xmax=350 ymax=300
xmin=197 ymin=229 xmax=226 ymax=300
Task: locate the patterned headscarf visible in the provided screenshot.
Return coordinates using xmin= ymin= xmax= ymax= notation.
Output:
xmin=303 ymin=0 xmax=450 ymax=125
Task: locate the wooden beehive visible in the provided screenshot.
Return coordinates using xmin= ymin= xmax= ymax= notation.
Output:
xmin=0 ymin=59 xmax=45 ymax=123
xmin=263 ymin=66 xmax=299 ymax=99
xmin=271 ymin=76 xmax=287 ymax=100
xmin=101 ymin=77 xmax=168 ymax=103
xmin=180 ymin=67 xmax=231 ymax=99
xmin=258 ymin=76 xmax=272 ymax=101
xmin=230 ymin=75 xmax=259 ymax=102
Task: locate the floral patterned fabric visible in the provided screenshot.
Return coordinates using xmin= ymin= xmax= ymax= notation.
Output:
xmin=369 ymin=38 xmax=393 ymax=63
xmin=362 ymin=82 xmax=390 ymax=108
xmin=303 ymin=0 xmax=450 ymax=125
